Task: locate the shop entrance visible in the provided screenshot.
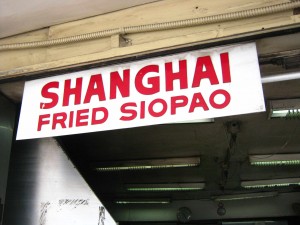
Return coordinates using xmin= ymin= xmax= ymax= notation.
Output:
xmin=1 ymin=33 xmax=300 ymax=224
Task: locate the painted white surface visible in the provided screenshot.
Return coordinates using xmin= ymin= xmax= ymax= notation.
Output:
xmin=17 ymin=42 xmax=265 ymax=140
xmin=35 ymin=138 xmax=116 ymax=225
xmin=0 ymin=0 xmax=158 ymax=38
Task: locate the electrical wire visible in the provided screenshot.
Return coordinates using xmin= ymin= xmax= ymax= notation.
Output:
xmin=1 ymin=1 xmax=300 ymax=51
xmin=0 ymin=126 xmax=13 ymax=132
xmin=250 ymin=120 xmax=299 ymax=160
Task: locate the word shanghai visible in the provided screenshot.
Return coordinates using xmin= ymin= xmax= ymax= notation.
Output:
xmin=38 ymin=53 xmax=232 ymax=131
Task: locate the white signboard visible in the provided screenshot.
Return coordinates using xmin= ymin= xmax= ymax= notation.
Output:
xmin=17 ymin=43 xmax=265 ymax=140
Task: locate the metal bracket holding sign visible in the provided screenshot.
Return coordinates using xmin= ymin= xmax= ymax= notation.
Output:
xmin=17 ymin=42 xmax=265 ymax=140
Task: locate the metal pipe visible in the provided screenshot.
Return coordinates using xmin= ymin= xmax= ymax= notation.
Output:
xmin=1 ymin=1 xmax=300 ymax=51
xmin=261 ymin=71 xmax=300 ymax=84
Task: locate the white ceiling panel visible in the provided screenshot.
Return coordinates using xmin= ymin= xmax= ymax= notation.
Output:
xmin=0 ymin=0 xmax=159 ymax=38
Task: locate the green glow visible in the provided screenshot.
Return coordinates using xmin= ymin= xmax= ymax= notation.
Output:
xmin=95 ymin=163 xmax=199 ymax=171
xmin=243 ymin=182 xmax=300 ymax=189
xmin=213 ymin=192 xmax=278 ymax=201
xmin=271 ymin=109 xmax=300 ymax=118
xmin=251 ymin=160 xmax=300 ymax=166
xmin=271 ymin=109 xmax=289 ymax=117
xmin=116 ymin=201 xmax=170 ymax=204
xmin=127 ymin=187 xmax=202 ymax=191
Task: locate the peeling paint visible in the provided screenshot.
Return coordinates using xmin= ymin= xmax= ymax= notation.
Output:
xmin=98 ymin=206 xmax=106 ymax=225
xmin=58 ymin=199 xmax=89 ymax=208
xmin=40 ymin=202 xmax=50 ymax=225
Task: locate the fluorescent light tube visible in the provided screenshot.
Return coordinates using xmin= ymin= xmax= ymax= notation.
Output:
xmin=126 ymin=183 xmax=205 ymax=192
xmin=241 ymin=178 xmax=300 ymax=189
xmin=115 ymin=199 xmax=171 ymax=204
xmin=94 ymin=157 xmax=200 ymax=172
xmin=171 ymin=118 xmax=214 ymax=124
xmin=249 ymin=154 xmax=300 ymax=166
xmin=269 ymin=98 xmax=300 ymax=119
xmin=212 ymin=192 xmax=278 ymax=201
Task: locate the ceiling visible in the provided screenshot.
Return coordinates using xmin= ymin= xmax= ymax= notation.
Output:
xmin=57 ymin=74 xmax=300 ymax=221
xmin=0 ymin=0 xmax=158 ymax=38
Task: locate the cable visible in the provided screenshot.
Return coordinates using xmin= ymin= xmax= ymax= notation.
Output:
xmin=0 ymin=126 xmax=13 ymax=132
xmin=1 ymin=1 xmax=300 ymax=51
xmin=250 ymin=122 xmax=299 ymax=160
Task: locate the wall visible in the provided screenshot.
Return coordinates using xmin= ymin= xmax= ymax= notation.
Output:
xmin=0 ymin=95 xmax=15 ymax=225
xmin=3 ymin=137 xmax=116 ymax=225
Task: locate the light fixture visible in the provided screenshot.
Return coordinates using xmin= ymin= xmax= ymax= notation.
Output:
xmin=172 ymin=118 xmax=214 ymax=124
xmin=217 ymin=202 xmax=226 ymax=216
xmin=115 ymin=198 xmax=171 ymax=204
xmin=249 ymin=153 xmax=300 ymax=166
xmin=177 ymin=207 xmax=192 ymax=223
xmin=93 ymin=157 xmax=200 ymax=172
xmin=268 ymin=98 xmax=300 ymax=119
xmin=126 ymin=182 xmax=205 ymax=192
xmin=241 ymin=178 xmax=300 ymax=189
xmin=212 ymin=192 xmax=278 ymax=201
